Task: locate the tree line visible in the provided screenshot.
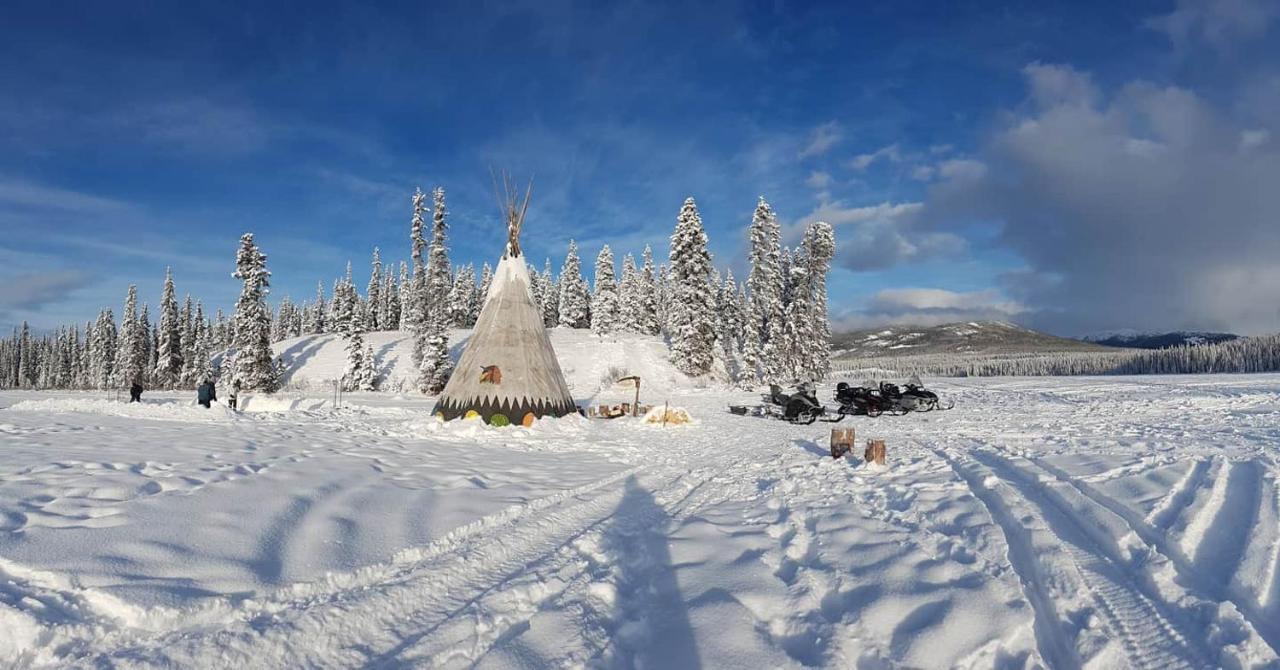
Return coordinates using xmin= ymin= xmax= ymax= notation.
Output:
xmin=0 ymin=192 xmax=837 ymax=393
xmin=830 ymin=335 xmax=1280 ymax=378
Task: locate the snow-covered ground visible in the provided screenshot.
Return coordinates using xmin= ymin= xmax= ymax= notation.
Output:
xmin=2 ymin=375 xmax=1280 ymax=668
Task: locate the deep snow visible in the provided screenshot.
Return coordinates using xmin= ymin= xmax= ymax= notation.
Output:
xmin=2 ymin=375 xmax=1280 ymax=668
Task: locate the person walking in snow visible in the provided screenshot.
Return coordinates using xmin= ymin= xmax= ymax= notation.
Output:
xmin=227 ymin=381 xmax=240 ymax=411
xmin=197 ymin=379 xmax=217 ymax=408
xmin=129 ymin=382 xmax=143 ymax=403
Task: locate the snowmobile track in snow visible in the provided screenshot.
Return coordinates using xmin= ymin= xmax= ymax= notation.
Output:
xmin=939 ymin=446 xmax=1213 ymax=669
xmin=1023 ymin=453 xmax=1280 ymax=657
xmin=72 ymin=465 xmax=647 ymax=666
xmin=81 ymin=463 xmax=726 ymax=668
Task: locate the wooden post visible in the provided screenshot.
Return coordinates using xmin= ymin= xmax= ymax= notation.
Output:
xmin=633 ymin=378 xmax=640 ymax=417
xmin=662 ymin=400 xmax=669 ymax=427
xmin=864 ymin=440 xmax=887 ymax=465
xmin=830 ymin=428 xmax=856 ymax=459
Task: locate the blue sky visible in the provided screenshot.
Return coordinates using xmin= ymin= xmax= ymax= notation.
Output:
xmin=3 ymin=0 xmax=1278 ymax=336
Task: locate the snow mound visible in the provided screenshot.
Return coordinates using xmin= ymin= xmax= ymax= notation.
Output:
xmin=6 ymin=397 xmax=237 ymax=422
xmin=273 ymin=328 xmax=720 ymax=397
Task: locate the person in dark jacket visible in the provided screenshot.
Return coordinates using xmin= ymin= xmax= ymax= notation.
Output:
xmin=197 ymin=380 xmax=217 ymax=408
xmin=129 ymin=382 xmax=143 ymax=403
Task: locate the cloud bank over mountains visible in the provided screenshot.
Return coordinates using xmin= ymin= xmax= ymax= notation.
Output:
xmin=816 ymin=0 xmax=1280 ymax=334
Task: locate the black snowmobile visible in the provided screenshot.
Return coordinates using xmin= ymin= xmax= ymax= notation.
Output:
xmin=834 ymin=381 xmax=892 ymax=417
xmin=900 ymin=376 xmax=954 ymax=412
xmin=729 ymin=382 xmax=845 ymax=425
xmin=876 ymin=380 xmax=917 ymax=414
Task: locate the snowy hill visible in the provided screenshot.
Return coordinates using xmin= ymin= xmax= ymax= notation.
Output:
xmin=273 ymin=328 xmax=719 ymax=398
xmin=830 ymin=321 xmax=1114 ymax=359
xmin=1081 ymin=330 xmax=1239 ymax=350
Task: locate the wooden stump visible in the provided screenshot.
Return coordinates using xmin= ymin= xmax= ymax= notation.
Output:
xmin=830 ymin=428 xmax=856 ymax=459
xmin=864 ymin=440 xmax=887 ymax=465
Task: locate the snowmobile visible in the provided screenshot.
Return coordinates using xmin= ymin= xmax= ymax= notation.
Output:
xmin=899 ymin=376 xmax=954 ymax=412
xmin=834 ymin=382 xmax=893 ymax=417
xmin=728 ymin=382 xmax=845 ymax=425
xmin=876 ymin=381 xmax=918 ymax=414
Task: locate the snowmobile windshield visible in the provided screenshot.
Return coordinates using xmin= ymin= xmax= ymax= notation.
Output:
xmin=908 ymin=375 xmax=923 ymax=387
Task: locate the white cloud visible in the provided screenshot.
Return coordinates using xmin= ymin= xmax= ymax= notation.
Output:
xmin=799 ymin=199 xmax=922 ymax=227
xmin=1146 ymin=0 xmax=1279 ymax=51
xmin=870 ymin=288 xmax=1025 ymax=314
xmin=936 ymin=159 xmax=987 ymax=181
xmin=847 ymin=143 xmax=902 ymax=171
xmin=805 ymin=170 xmax=833 ymax=190
xmin=798 ymin=121 xmax=844 ymax=159
xmin=834 ymin=288 xmax=1026 ymax=329
xmin=1023 ymin=62 xmax=1100 ymax=108
xmin=795 ymin=199 xmax=964 ymax=271
xmin=0 ymin=178 xmax=133 ymax=214
xmin=922 ymin=61 xmax=1280 ymax=334
xmin=910 ymin=165 xmax=935 ymax=181
xmin=1240 ymin=128 xmax=1271 ymax=151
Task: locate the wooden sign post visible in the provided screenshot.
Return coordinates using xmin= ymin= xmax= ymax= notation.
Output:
xmin=830 ymin=428 xmax=856 ymax=460
xmin=864 ymin=440 xmax=887 ymax=466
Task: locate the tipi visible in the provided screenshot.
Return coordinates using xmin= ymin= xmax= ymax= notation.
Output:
xmin=433 ymin=179 xmax=578 ymax=425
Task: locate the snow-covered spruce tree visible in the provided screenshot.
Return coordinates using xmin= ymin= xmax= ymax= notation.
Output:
xmin=541 ymin=259 xmax=559 ymax=328
xmin=366 ymin=247 xmax=383 ymax=331
xmin=230 ymin=233 xmax=278 ymax=392
xmin=478 ymin=262 xmax=493 ymax=306
xmin=767 ymin=246 xmax=796 ymax=380
xmin=113 ymin=285 xmax=148 ymax=388
xmin=558 ymin=240 xmax=591 ymax=328
xmin=16 ymin=322 xmax=33 ymax=388
xmin=591 ymin=245 xmax=620 ymax=335
xmin=154 ymin=268 xmax=183 ymax=388
xmin=181 ymin=301 xmax=206 ymax=386
xmin=667 ymin=197 xmax=717 ymax=375
xmin=528 ymin=261 xmax=545 ymax=319
xmin=272 ymin=295 xmax=297 ymax=343
xmin=397 ymin=261 xmax=410 ymax=330
xmin=358 ymin=341 xmax=378 ymax=391
xmin=186 ymin=310 xmax=215 ymax=385
xmin=745 ymin=197 xmax=783 ymax=384
xmin=179 ymin=293 xmax=195 ymax=376
xmin=304 ymin=281 xmax=326 ymax=334
xmin=382 ymin=270 xmax=400 ymax=331
xmin=408 ymin=188 xmax=430 ymax=366
xmin=91 ymin=309 xmax=117 ymax=389
xmin=655 ymin=263 xmax=670 ymax=336
xmin=448 ymin=264 xmax=477 ymax=327
xmin=334 ymin=263 xmax=373 ymax=392
xmin=140 ymin=304 xmax=156 ymax=385
xmin=618 ymin=252 xmax=639 ymax=333
xmin=417 ymin=187 xmax=454 ymax=394
xmin=801 ymin=221 xmax=835 ymax=380
xmin=718 ymin=269 xmax=746 ymax=383
xmin=781 ymin=247 xmax=812 ymax=382
xmin=638 ymin=246 xmax=660 ymax=335
xmin=212 ymin=308 xmax=228 ymax=351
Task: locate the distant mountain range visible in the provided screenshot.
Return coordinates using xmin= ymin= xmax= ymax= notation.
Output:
xmin=1079 ymin=330 xmax=1239 ymax=350
xmin=830 ymin=321 xmax=1115 ymax=359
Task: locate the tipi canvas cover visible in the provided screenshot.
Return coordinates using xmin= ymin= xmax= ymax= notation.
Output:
xmin=433 ymin=187 xmax=577 ymax=425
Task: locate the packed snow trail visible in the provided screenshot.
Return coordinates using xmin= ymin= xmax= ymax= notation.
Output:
xmin=3 ymin=374 xmax=1280 ymax=667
